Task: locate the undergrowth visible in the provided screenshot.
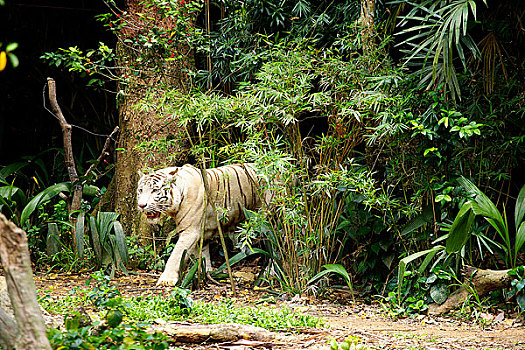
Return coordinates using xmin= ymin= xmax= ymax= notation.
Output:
xmin=127 ymin=294 xmax=322 ymax=330
xmin=39 ymin=273 xmax=323 ymax=332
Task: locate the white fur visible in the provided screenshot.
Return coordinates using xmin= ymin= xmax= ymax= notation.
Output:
xmin=137 ymin=164 xmax=262 ymax=286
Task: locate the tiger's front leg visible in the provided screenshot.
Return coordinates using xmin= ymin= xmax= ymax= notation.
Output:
xmin=157 ymin=229 xmax=201 ymax=286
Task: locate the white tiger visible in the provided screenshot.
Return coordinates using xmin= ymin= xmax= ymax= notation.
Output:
xmin=137 ymin=163 xmax=265 ymax=286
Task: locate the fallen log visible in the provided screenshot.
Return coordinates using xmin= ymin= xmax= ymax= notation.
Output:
xmin=428 ymin=265 xmax=512 ymax=315
xmin=156 ymin=322 xmax=276 ymax=343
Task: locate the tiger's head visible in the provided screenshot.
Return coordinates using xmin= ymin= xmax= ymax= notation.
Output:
xmin=137 ymin=167 xmax=181 ymax=224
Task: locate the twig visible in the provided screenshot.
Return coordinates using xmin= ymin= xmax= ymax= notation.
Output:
xmin=83 ymin=126 xmax=120 ymax=180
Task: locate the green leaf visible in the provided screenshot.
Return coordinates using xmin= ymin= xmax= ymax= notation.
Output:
xmin=96 ymin=212 xmax=119 ymax=249
xmin=435 ymin=194 xmax=451 ymax=202
xmin=46 ymin=223 xmax=61 ymax=256
xmin=515 ymin=184 xmax=525 ymax=228
xmin=64 ymin=312 xmax=81 ymax=331
xmin=0 ymin=162 xmax=28 ymax=179
xmin=8 ymin=53 xmax=19 ymax=68
xmin=180 ymin=260 xmax=199 ymax=289
xmin=6 ymin=42 xmax=18 ymax=52
xmin=397 ymin=246 xmax=444 ymax=303
xmin=424 ymin=147 xmax=437 ymax=156
xmin=112 ymin=221 xmax=128 ymax=267
xmin=0 ymin=185 xmax=27 ymax=206
xmin=212 ymin=248 xmax=266 ymax=276
xmin=458 ymin=177 xmax=507 ymax=237
xmin=517 ymin=294 xmax=525 ymax=312
xmin=400 ymin=205 xmax=434 ymax=236
xmin=308 ymin=264 xmax=354 ymax=302
xmin=417 ymin=245 xmax=444 ymax=274
xmin=82 ymin=185 xmax=101 ymax=197
xmin=75 ymin=213 xmax=85 ymax=259
xmin=90 ymin=216 xmax=102 ymax=265
xmin=430 ymin=284 xmax=449 ymax=304
xmin=446 ymin=201 xmax=475 ymax=253
xmin=322 ymin=264 xmax=351 ymax=284
xmin=515 ymin=222 xmax=525 ymax=256
xmin=20 ymin=182 xmax=71 ymax=226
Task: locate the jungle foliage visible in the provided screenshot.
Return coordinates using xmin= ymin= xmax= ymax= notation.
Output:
xmin=4 ymin=0 xmax=525 ymax=316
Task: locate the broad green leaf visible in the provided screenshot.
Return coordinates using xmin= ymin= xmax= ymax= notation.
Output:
xmin=517 ymin=294 xmax=525 ymax=312
xmin=400 ymin=205 xmax=434 ymax=236
xmin=82 ymin=185 xmax=101 ymax=197
xmin=75 ymin=213 xmax=85 ymax=259
xmin=515 ymin=222 xmax=525 ymax=255
xmin=8 ymin=53 xmax=19 ymax=68
xmin=46 ymin=222 xmax=61 ymax=256
xmin=417 ymin=245 xmax=444 ymax=274
xmin=180 ymin=260 xmax=199 ymax=289
xmin=0 ymin=162 xmax=28 ymax=180
xmin=397 ymin=246 xmax=445 ymax=302
xmin=446 ymin=201 xmax=475 ymax=253
xmin=308 ymin=264 xmax=355 ymax=301
xmin=90 ymin=216 xmax=102 ymax=265
xmin=458 ymin=176 xmax=508 ymax=244
xmin=20 ymin=182 xmax=71 ymax=226
xmin=430 ymin=284 xmax=449 ymax=304
xmin=112 ymin=221 xmax=128 ymax=266
xmin=96 ymin=212 xmax=119 ymax=248
xmin=459 ymin=177 xmax=504 ymax=223
xmin=515 ymin=184 xmax=525 ymax=228
xmin=319 ymin=264 xmax=351 ymax=285
xmin=307 ymin=269 xmax=333 ymax=286
xmin=212 ymin=248 xmax=266 ymax=276
xmin=6 ymin=42 xmax=18 ymax=52
xmin=0 ymin=185 xmax=26 ymax=206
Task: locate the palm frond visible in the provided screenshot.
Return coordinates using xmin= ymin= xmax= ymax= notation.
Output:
xmin=394 ymin=0 xmax=487 ymax=100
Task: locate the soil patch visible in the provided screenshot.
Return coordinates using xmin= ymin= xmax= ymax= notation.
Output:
xmin=33 ymin=272 xmax=525 ymax=350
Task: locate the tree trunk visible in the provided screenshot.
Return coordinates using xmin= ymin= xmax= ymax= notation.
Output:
xmin=111 ymin=0 xmax=194 ymax=246
xmin=359 ymin=0 xmax=376 ymax=53
xmin=0 ymin=213 xmax=51 ymax=350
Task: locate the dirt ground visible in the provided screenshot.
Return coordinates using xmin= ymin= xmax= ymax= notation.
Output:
xmin=33 ymin=271 xmax=525 ymax=350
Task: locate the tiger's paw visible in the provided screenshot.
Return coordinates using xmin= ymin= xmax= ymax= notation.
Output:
xmin=156 ymin=272 xmax=179 ymax=287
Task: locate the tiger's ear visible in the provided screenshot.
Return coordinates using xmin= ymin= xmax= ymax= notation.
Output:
xmin=138 ymin=170 xmax=145 ymax=178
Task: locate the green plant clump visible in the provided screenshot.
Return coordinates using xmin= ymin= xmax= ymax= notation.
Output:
xmin=127 ymin=292 xmax=323 ymax=330
xmin=40 ymin=272 xmax=323 ymax=340
xmin=44 ymin=273 xmax=169 ymax=349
